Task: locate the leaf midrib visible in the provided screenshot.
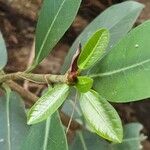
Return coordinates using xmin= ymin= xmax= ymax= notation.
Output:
xmin=6 ymin=90 xmax=11 ymax=150
xmin=84 ymin=93 xmax=117 ymax=138
xmin=31 ymin=86 xmax=68 ymax=121
xmin=80 ymin=31 xmax=105 ymax=69
xmin=36 ymin=0 xmax=66 ymax=63
xmin=90 ymin=58 xmax=150 ymax=78
xmin=43 ymin=117 xmax=51 ymax=150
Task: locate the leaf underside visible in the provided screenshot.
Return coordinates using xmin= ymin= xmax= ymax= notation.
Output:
xmin=22 ymin=111 xmax=68 ymax=150
xmin=0 ymin=92 xmax=29 ymax=150
xmin=0 ymin=32 xmax=7 ymax=70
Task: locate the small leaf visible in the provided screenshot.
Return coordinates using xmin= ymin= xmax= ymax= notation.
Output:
xmin=77 ymin=29 xmax=109 ymax=70
xmin=27 ymin=84 xmax=69 ymax=125
xmin=32 ymin=0 xmax=81 ymax=68
xmin=79 ymin=90 xmax=123 ymax=143
xmin=90 ymin=20 xmax=150 ymax=102
xmin=22 ymin=111 xmax=68 ymax=150
xmin=75 ymin=76 xmax=93 ymax=93
xmin=62 ymin=1 xmax=144 ymax=73
xmin=0 ymin=92 xmax=29 ymax=150
xmin=0 ymin=32 xmax=7 ymax=70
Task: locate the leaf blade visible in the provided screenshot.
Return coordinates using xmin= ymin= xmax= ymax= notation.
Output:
xmin=27 ymin=84 xmax=69 ymax=125
xmin=33 ymin=0 xmax=81 ymax=67
xmin=79 ymin=90 xmax=123 ymax=143
xmin=77 ymin=29 xmax=109 ymax=70
xmin=90 ymin=20 xmax=150 ymax=102
xmin=61 ymin=1 xmax=144 ymax=73
xmin=0 ymin=32 xmax=7 ymax=70
xmin=22 ymin=111 xmax=68 ymax=150
xmin=0 ymin=92 xmax=29 ymax=150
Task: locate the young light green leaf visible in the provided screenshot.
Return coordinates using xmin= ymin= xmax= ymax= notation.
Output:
xmin=27 ymin=84 xmax=69 ymax=125
xmin=0 ymin=32 xmax=7 ymax=70
xmin=77 ymin=29 xmax=109 ymax=70
xmin=0 ymin=92 xmax=29 ymax=150
xmin=90 ymin=20 xmax=150 ymax=103
xmin=61 ymin=1 xmax=144 ymax=73
xmin=75 ymin=76 xmax=93 ymax=93
xmin=79 ymin=90 xmax=123 ymax=143
xmin=32 ymin=0 xmax=81 ymax=68
xmin=22 ymin=111 xmax=68 ymax=150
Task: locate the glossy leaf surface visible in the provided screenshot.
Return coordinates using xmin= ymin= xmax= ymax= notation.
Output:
xmin=79 ymin=90 xmax=123 ymax=143
xmin=27 ymin=84 xmax=69 ymax=125
xmin=33 ymin=0 xmax=81 ymax=67
xmin=90 ymin=20 xmax=150 ymax=102
xmin=62 ymin=1 xmax=144 ymax=73
xmin=76 ymin=76 xmax=93 ymax=93
xmin=22 ymin=112 xmax=68 ymax=150
xmin=77 ymin=29 xmax=109 ymax=70
xmin=0 ymin=32 xmax=7 ymax=70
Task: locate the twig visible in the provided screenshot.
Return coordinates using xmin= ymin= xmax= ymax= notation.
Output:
xmin=66 ymin=92 xmax=78 ymax=133
xmin=0 ymin=72 xmax=68 ymax=84
xmin=5 ymin=80 xmax=82 ymax=130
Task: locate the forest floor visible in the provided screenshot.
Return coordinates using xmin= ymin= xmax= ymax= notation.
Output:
xmin=0 ymin=0 xmax=150 ymax=149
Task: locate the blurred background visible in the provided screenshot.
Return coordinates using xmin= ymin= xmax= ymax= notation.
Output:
xmin=0 ymin=0 xmax=150 ymax=149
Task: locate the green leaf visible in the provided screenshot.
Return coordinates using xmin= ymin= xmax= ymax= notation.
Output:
xmin=33 ymin=0 xmax=81 ymax=68
xmin=70 ymin=130 xmax=111 ymax=150
xmin=61 ymin=1 xmax=144 ymax=73
xmin=90 ymin=20 xmax=150 ymax=102
xmin=27 ymin=84 xmax=69 ymax=125
xmin=0 ymin=32 xmax=7 ymax=70
xmin=22 ymin=111 xmax=68 ymax=150
xmin=0 ymin=92 xmax=29 ymax=150
xmin=77 ymin=29 xmax=109 ymax=70
xmin=75 ymin=76 xmax=93 ymax=93
xmin=113 ymin=123 xmax=146 ymax=150
xmin=70 ymin=123 xmax=145 ymax=150
xmin=79 ymin=90 xmax=123 ymax=143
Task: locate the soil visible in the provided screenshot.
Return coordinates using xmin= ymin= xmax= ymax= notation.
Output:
xmin=0 ymin=0 xmax=150 ymax=149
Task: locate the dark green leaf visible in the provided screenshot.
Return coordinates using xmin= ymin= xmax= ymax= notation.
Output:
xmin=61 ymin=1 xmax=144 ymax=73
xmin=0 ymin=92 xmax=29 ymax=150
xmin=27 ymin=84 xmax=69 ymax=125
xmin=90 ymin=20 xmax=150 ymax=102
xmin=0 ymin=32 xmax=7 ymax=70
xmin=77 ymin=29 xmax=109 ymax=70
xmin=32 ymin=0 xmax=81 ymax=68
xmin=70 ymin=130 xmax=111 ymax=150
xmin=22 ymin=111 xmax=68 ymax=150
xmin=79 ymin=90 xmax=123 ymax=143
xmin=113 ymin=123 xmax=145 ymax=150
xmin=70 ymin=123 xmax=145 ymax=150
xmin=75 ymin=76 xmax=93 ymax=93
